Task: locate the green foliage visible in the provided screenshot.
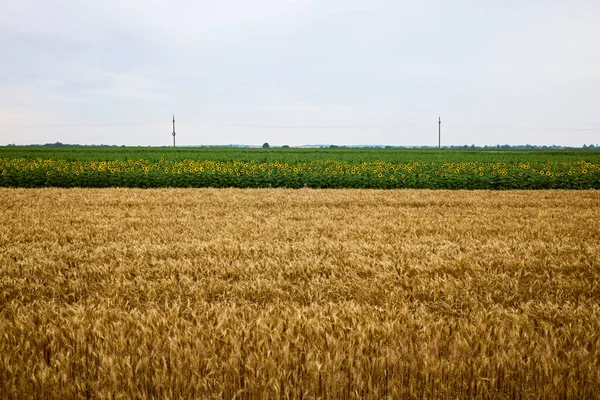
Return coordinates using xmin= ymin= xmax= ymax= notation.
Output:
xmin=0 ymin=146 xmax=599 ymax=189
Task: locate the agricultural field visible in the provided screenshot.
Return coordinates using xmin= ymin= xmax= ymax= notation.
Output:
xmin=1 ymin=146 xmax=599 ymax=189
xmin=1 ymin=188 xmax=599 ymax=398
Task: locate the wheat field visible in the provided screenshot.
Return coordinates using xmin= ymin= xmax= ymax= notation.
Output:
xmin=1 ymin=188 xmax=599 ymax=399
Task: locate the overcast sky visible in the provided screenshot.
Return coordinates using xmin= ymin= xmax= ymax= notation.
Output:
xmin=1 ymin=0 xmax=599 ymax=147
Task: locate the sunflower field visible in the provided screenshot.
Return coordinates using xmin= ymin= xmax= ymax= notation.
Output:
xmin=1 ymin=147 xmax=599 ymax=189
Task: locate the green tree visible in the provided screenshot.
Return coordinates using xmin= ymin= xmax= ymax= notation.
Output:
xmin=262 ymin=142 xmax=270 ymax=149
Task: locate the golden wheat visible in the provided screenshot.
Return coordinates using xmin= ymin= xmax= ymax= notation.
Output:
xmin=0 ymin=188 xmax=599 ymax=399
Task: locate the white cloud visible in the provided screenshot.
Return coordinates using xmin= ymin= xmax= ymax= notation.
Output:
xmin=481 ymin=3 xmax=600 ymax=81
xmin=82 ymin=70 xmax=168 ymax=101
xmin=1 ymin=0 xmax=599 ymax=146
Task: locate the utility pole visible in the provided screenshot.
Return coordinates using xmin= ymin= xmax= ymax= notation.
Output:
xmin=438 ymin=116 xmax=441 ymax=150
xmin=172 ymin=115 xmax=176 ymax=147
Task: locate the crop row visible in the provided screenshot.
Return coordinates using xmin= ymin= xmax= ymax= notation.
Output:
xmin=1 ymin=158 xmax=599 ymax=189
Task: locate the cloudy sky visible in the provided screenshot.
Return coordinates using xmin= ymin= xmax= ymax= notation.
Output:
xmin=1 ymin=0 xmax=599 ymax=146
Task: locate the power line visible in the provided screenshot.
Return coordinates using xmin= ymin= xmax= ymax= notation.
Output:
xmin=0 ymin=121 xmax=164 ymax=128
xmin=1 ymin=117 xmax=598 ymax=131
xmin=438 ymin=116 xmax=441 ymax=150
xmin=172 ymin=115 xmax=176 ymax=147
xmin=446 ymin=122 xmax=600 ymax=131
xmin=177 ymin=121 xmax=431 ymax=129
